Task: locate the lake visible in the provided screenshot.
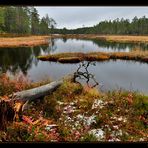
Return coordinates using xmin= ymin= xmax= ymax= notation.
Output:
xmin=0 ymin=38 xmax=148 ymax=94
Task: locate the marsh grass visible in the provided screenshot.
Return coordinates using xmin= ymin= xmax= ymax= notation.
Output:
xmin=0 ymin=36 xmax=50 ymax=48
xmin=2 ymin=34 xmax=148 ymax=48
xmin=38 ymin=50 xmax=148 ymax=63
xmin=58 ymin=57 xmax=82 ymax=63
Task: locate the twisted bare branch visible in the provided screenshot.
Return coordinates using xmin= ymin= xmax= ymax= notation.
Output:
xmin=74 ymin=61 xmax=99 ymax=88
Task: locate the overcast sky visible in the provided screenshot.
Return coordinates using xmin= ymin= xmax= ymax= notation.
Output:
xmin=35 ymin=7 xmax=148 ymax=29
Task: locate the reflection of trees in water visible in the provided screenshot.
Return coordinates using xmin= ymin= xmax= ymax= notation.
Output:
xmin=134 ymin=43 xmax=148 ymax=51
xmin=40 ymin=45 xmax=49 ymax=52
xmin=32 ymin=46 xmax=42 ymax=66
xmin=32 ymin=46 xmax=41 ymax=57
xmin=50 ymin=38 xmax=57 ymax=53
xmin=90 ymin=39 xmax=148 ymax=51
xmin=62 ymin=37 xmax=67 ymax=43
xmin=0 ymin=47 xmax=31 ymax=75
xmin=1 ymin=38 xmax=148 ymax=79
xmin=0 ymin=41 xmax=58 ymax=75
xmin=0 ymin=46 xmax=43 ymax=75
xmin=40 ymin=39 xmax=57 ymax=54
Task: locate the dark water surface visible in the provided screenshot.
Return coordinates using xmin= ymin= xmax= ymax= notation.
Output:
xmin=0 ymin=38 xmax=148 ymax=94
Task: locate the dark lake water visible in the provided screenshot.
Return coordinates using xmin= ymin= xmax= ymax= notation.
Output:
xmin=0 ymin=38 xmax=148 ymax=94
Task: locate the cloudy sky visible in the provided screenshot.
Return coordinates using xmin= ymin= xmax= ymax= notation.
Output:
xmin=35 ymin=7 xmax=148 ymax=29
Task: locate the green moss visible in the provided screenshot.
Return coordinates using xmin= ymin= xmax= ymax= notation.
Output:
xmin=80 ymin=133 xmax=98 ymax=141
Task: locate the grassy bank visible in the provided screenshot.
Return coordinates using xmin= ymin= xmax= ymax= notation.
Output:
xmin=0 ymin=74 xmax=147 ymax=142
xmin=51 ymin=34 xmax=148 ymax=43
xmin=0 ymin=36 xmax=50 ymax=48
xmin=1 ymin=34 xmax=148 ymax=48
xmin=37 ymin=50 xmax=148 ymax=63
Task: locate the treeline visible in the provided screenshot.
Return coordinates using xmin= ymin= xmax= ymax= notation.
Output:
xmin=1 ymin=7 xmax=148 ymax=36
xmin=0 ymin=6 xmax=56 ymax=35
xmin=53 ymin=16 xmax=148 ymax=35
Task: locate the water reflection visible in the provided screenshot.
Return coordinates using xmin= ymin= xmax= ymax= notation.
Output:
xmin=0 ymin=38 xmax=148 ymax=94
xmin=0 ymin=46 xmax=48 ymax=75
xmin=90 ymin=39 xmax=148 ymax=51
xmin=62 ymin=37 xmax=67 ymax=43
xmin=48 ymin=38 xmax=148 ymax=54
xmin=0 ymin=38 xmax=148 ymax=76
xmin=26 ymin=60 xmax=148 ymax=94
xmin=91 ymin=39 xmax=134 ymax=51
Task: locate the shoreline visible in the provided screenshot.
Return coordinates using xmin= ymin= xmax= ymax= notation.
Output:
xmin=0 ymin=36 xmax=50 ymax=48
xmin=51 ymin=34 xmax=148 ymax=43
xmin=1 ymin=34 xmax=148 ymax=48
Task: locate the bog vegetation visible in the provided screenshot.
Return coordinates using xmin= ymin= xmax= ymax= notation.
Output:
xmin=0 ymin=73 xmax=147 ymax=142
xmin=0 ymin=6 xmax=148 ymax=142
xmin=38 ymin=49 xmax=148 ymax=63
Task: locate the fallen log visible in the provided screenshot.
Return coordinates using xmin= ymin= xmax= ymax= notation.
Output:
xmin=0 ymin=74 xmax=75 ymax=125
xmin=9 ymin=74 xmax=75 ymax=102
xmin=11 ymin=80 xmax=63 ymax=102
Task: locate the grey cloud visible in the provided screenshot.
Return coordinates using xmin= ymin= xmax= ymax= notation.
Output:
xmin=36 ymin=7 xmax=148 ymax=29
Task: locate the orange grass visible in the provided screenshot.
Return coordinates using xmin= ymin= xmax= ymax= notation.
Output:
xmin=2 ymin=34 xmax=148 ymax=47
xmin=38 ymin=50 xmax=148 ymax=63
xmin=0 ymin=36 xmax=50 ymax=47
xmin=58 ymin=57 xmax=82 ymax=63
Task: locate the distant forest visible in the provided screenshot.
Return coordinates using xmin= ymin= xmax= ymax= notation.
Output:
xmin=54 ymin=16 xmax=148 ymax=35
xmin=0 ymin=6 xmax=148 ymax=35
xmin=0 ymin=6 xmax=56 ymax=35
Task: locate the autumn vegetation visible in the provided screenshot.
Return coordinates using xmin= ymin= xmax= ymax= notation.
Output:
xmin=0 ymin=73 xmax=147 ymax=142
xmin=0 ymin=36 xmax=50 ymax=47
xmin=0 ymin=6 xmax=148 ymax=143
xmin=37 ymin=49 xmax=148 ymax=63
xmin=2 ymin=34 xmax=148 ymax=48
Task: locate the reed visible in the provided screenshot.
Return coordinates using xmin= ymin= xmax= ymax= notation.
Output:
xmin=38 ymin=50 xmax=148 ymax=63
xmin=0 ymin=36 xmax=50 ymax=47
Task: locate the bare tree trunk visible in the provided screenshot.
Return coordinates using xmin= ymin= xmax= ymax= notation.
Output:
xmin=0 ymin=100 xmax=15 ymax=130
xmin=0 ymin=76 xmax=71 ymax=124
xmin=0 ymin=73 xmax=80 ymax=126
xmin=11 ymin=80 xmax=63 ymax=102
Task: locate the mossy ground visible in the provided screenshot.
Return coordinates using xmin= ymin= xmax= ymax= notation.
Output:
xmin=0 ymin=74 xmax=147 ymax=142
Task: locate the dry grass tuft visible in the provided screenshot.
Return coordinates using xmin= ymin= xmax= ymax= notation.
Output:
xmin=58 ymin=57 xmax=82 ymax=63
